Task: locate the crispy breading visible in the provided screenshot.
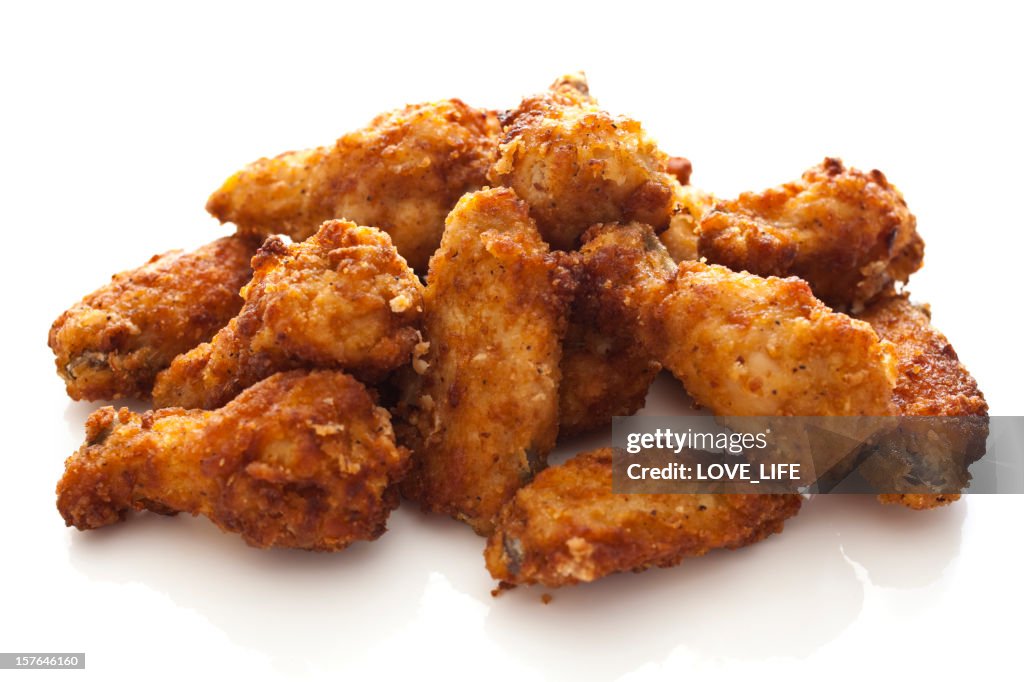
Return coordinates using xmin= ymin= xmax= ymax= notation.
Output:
xmin=861 ymin=294 xmax=988 ymax=418
xmin=859 ymin=293 xmax=988 ymax=509
xmin=558 ymin=280 xmax=661 ymax=439
xmin=207 ymin=100 xmax=500 ymax=272
xmin=152 ymin=221 xmax=423 ymax=409
xmin=697 ymin=158 xmax=923 ymax=311
xmin=666 ymin=156 xmax=693 ymax=186
xmin=580 ymin=222 xmax=897 ymax=417
xmin=398 ymin=188 xmax=574 ymax=535
xmin=658 ymin=177 xmax=716 ymax=262
xmin=48 ymin=234 xmax=257 ymax=401
xmin=485 ymin=448 xmax=802 ymax=587
xmin=488 ymin=73 xmax=675 ymax=250
xmin=57 ymin=371 xmax=410 ymax=550
xmin=557 ymin=320 xmax=661 ymax=439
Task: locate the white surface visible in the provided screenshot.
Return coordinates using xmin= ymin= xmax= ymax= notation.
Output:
xmin=1 ymin=2 xmax=1022 ymax=681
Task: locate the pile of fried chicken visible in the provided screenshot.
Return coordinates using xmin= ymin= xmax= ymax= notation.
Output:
xmin=49 ymin=74 xmax=987 ymax=590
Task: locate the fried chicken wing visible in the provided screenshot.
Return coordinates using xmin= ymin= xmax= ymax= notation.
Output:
xmin=207 ymin=100 xmax=500 ymax=272
xmin=48 ymin=234 xmax=258 ymax=401
xmin=57 ymin=370 xmax=409 ymax=550
xmin=398 ymin=188 xmax=574 ymax=535
xmin=152 ymin=221 xmax=423 ymax=410
xmin=858 ymin=293 xmax=989 ymax=509
xmin=580 ymin=222 xmax=897 ymax=417
xmin=697 ymin=158 xmax=923 ymax=311
xmin=488 ymin=73 xmax=676 ymax=250
xmin=485 ymin=448 xmax=802 ymax=587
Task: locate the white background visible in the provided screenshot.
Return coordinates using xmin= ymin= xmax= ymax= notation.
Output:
xmin=1 ymin=1 xmax=1022 ymax=681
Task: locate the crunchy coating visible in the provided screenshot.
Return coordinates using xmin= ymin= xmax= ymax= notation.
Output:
xmin=57 ymin=371 xmax=410 ymax=550
xmin=207 ymin=100 xmax=501 ymax=272
xmin=666 ymin=156 xmax=693 ymax=186
xmin=152 ymin=221 xmax=423 ymax=410
xmin=558 ymin=276 xmax=661 ymax=439
xmin=697 ymin=158 xmax=923 ymax=311
xmin=48 ymin=234 xmax=257 ymax=401
xmin=859 ymin=293 xmax=989 ymax=509
xmin=398 ymin=188 xmax=574 ymax=535
xmin=658 ymin=177 xmax=716 ymax=263
xmin=488 ymin=73 xmax=675 ymax=250
xmin=580 ymin=222 xmax=897 ymax=417
xmin=485 ymin=448 xmax=802 ymax=587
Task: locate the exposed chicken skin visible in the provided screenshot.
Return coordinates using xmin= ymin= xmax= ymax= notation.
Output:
xmin=859 ymin=293 xmax=989 ymax=509
xmin=48 ymin=234 xmax=258 ymax=401
xmin=57 ymin=371 xmax=410 ymax=550
xmin=207 ymin=99 xmax=501 ymax=272
xmin=398 ymin=188 xmax=574 ymax=535
xmin=485 ymin=448 xmax=802 ymax=587
xmin=579 ymin=222 xmax=897 ymax=417
xmin=152 ymin=221 xmax=423 ymax=410
xmin=488 ymin=73 xmax=676 ymax=250
xmin=697 ymin=158 xmax=923 ymax=311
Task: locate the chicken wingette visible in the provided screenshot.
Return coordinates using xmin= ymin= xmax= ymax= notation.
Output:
xmin=207 ymin=99 xmax=500 ymax=272
xmin=49 ymin=234 xmax=258 ymax=401
xmin=485 ymin=448 xmax=802 ymax=587
xmin=152 ymin=221 xmax=423 ymax=409
xmin=398 ymin=187 xmax=574 ymax=535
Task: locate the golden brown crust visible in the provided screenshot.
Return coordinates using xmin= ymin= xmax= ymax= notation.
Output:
xmin=398 ymin=188 xmax=574 ymax=535
xmin=666 ymin=156 xmax=692 ymax=186
xmin=557 ymin=258 xmax=661 ymax=438
xmin=207 ymin=100 xmax=501 ymax=272
xmin=48 ymin=234 xmax=257 ymax=401
xmin=57 ymin=371 xmax=410 ymax=550
xmin=488 ymin=73 xmax=675 ymax=251
xmin=860 ymin=294 xmax=988 ymax=418
xmin=485 ymin=448 xmax=802 ymax=587
xmin=876 ymin=493 xmax=961 ymax=510
xmin=697 ymin=158 xmax=923 ymax=311
xmin=580 ymin=222 xmax=897 ymax=417
xmin=152 ymin=221 xmax=423 ymax=409
xmin=557 ymin=321 xmax=661 ymax=439
xmin=859 ymin=293 xmax=989 ymax=509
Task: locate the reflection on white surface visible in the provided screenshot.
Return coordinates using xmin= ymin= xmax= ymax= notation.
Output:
xmin=66 ymin=505 xmax=493 ymax=675
xmin=64 ymin=490 xmax=965 ymax=678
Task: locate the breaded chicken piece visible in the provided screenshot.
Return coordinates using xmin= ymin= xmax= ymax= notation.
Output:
xmin=697 ymin=158 xmax=923 ymax=311
xmin=658 ymin=177 xmax=715 ymax=263
xmin=580 ymin=222 xmax=897 ymax=417
xmin=398 ymin=188 xmax=574 ymax=535
xmin=57 ymin=371 xmax=410 ymax=550
xmin=557 ymin=281 xmax=661 ymax=439
xmin=152 ymin=221 xmax=423 ymax=410
xmin=488 ymin=73 xmax=676 ymax=250
xmin=859 ymin=293 xmax=989 ymax=509
xmin=48 ymin=234 xmax=258 ymax=401
xmin=207 ymin=100 xmax=501 ymax=272
xmin=485 ymin=448 xmax=802 ymax=587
